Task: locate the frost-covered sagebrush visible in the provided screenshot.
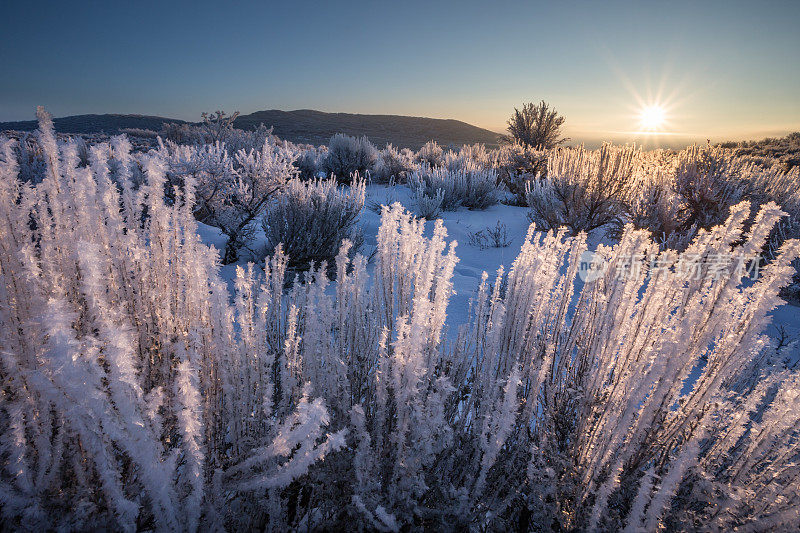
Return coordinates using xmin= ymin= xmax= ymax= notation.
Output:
xmin=322 ymin=133 xmax=378 ymax=183
xmin=491 ymin=142 xmax=548 ymax=206
xmin=408 ymin=159 xmax=498 ymax=214
xmin=159 ymin=135 xmax=297 ymax=263
xmin=291 ymin=142 xmax=325 ymax=180
xmin=2 ymin=109 xmax=800 ymax=531
xmin=261 ymin=175 xmax=365 ymax=270
xmin=415 ymin=139 xmax=444 ymax=167
xmin=527 ymin=143 xmax=636 ymax=234
xmin=0 ymin=109 xmax=343 ymax=531
xmin=371 ymin=143 xmax=414 ymax=183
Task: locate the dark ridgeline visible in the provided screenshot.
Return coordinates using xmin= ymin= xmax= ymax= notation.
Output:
xmin=0 ymin=108 xmax=501 ymax=150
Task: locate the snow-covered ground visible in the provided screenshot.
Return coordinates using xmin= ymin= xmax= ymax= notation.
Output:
xmin=200 ymin=184 xmax=800 ymax=350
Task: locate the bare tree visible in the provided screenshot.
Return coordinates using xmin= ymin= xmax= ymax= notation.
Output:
xmin=505 ymin=100 xmax=569 ymax=149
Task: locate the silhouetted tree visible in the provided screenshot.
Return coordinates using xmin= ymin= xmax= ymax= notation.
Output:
xmin=506 ymin=100 xmax=568 ymax=149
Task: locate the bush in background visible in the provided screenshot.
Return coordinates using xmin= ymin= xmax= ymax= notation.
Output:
xmin=371 ymin=143 xmax=414 ymax=183
xmin=291 ymin=143 xmax=325 ymax=180
xmin=526 ymin=143 xmax=636 ymax=234
xmin=415 ymin=140 xmax=444 ymax=167
xmin=408 ymin=161 xmax=498 ymax=214
xmin=619 ymin=152 xmax=692 ymax=248
xmin=411 ymin=185 xmax=444 ymax=219
xmin=322 ymin=133 xmax=378 ymax=183
xmin=505 ymin=100 xmax=569 ymax=149
xmin=159 ymin=136 xmax=297 ymax=263
xmin=491 ymin=143 xmax=548 ymax=206
xmin=262 ymin=175 xmax=365 ymax=270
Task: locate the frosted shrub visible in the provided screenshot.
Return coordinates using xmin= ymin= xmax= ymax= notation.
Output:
xmin=3 ymin=110 xmax=800 ymax=531
xmin=615 ymin=150 xmax=691 ymax=248
xmin=443 ymin=147 xmax=482 ymax=173
xmin=444 ymin=203 xmax=800 ymax=530
xmin=292 ymin=143 xmax=325 ymax=180
xmin=412 ymin=185 xmax=444 ymax=219
xmin=13 ymin=131 xmax=48 ymax=182
xmin=261 ymin=175 xmax=366 ymax=270
xmin=625 ymin=146 xmax=800 ymax=252
xmin=505 ymin=100 xmax=568 ymax=149
xmin=672 ymin=146 xmax=800 ymax=237
xmin=160 ymin=136 xmax=297 ymax=263
xmin=200 ymin=110 xmax=240 ymax=143
xmin=371 ymin=143 xmax=414 ymax=183
xmin=0 ymin=109 xmax=344 ymax=531
xmin=161 ymin=121 xmax=206 ymax=145
xmin=415 ymin=139 xmax=444 ymax=166
xmin=161 ymin=111 xmax=273 ymax=155
xmin=726 ymin=131 xmax=800 ymax=171
xmin=456 ymin=143 xmax=491 ymax=168
xmin=219 ymin=139 xmax=297 ymax=262
xmin=161 ymin=112 xmax=238 ymax=146
xmin=322 ymin=133 xmax=378 ymax=183
xmin=491 ymin=143 xmax=548 ymax=205
xmin=221 ymin=124 xmax=274 ymax=154
xmin=259 ymin=201 xmax=800 ymax=530
xmin=673 ymin=145 xmax=747 ymax=230
xmin=671 ymin=147 xmax=800 ymax=298
xmin=408 ymin=160 xmax=498 ymax=213
xmin=527 ymin=143 xmax=636 ymax=234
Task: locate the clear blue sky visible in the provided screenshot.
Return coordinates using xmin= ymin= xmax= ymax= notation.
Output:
xmin=2 ymin=0 xmax=798 ymax=143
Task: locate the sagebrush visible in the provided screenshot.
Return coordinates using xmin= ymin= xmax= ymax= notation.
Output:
xmin=2 ymin=110 xmax=800 ymax=531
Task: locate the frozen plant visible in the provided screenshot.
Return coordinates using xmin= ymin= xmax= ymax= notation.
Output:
xmin=159 ymin=136 xmax=297 ymax=263
xmin=219 ymin=139 xmax=297 ymax=263
xmin=455 ymin=143 xmax=491 ymax=168
xmin=261 ymin=175 xmax=366 ymax=270
xmin=322 ymin=133 xmax=378 ymax=183
xmin=291 ymin=143 xmax=325 ymax=180
xmin=673 ymin=145 xmax=747 ymax=230
xmin=415 ymin=140 xmax=444 ymax=166
xmin=160 ymin=111 xmax=273 ymax=155
xmin=0 ymin=108 xmax=343 ymax=532
xmin=407 ymin=160 xmax=498 ymax=212
xmin=371 ymin=143 xmax=414 ymax=183
xmin=412 ymin=184 xmax=444 ymax=219
xmin=526 ymin=143 xmax=637 ymax=234
xmin=13 ymin=131 xmax=48 ymax=183
xmin=505 ymin=100 xmax=569 ymax=149
xmin=491 ymin=143 xmax=548 ymax=206
xmin=468 ymin=221 xmax=512 ymax=249
xmin=200 ymin=110 xmax=240 ymax=143
xmin=159 ymin=138 xmax=236 ymax=217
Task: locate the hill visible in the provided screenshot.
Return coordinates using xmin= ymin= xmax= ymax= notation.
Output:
xmin=1 ymin=109 xmax=501 ymax=149
xmin=232 ymin=109 xmax=501 ymax=149
xmin=0 ymin=114 xmax=187 ymax=135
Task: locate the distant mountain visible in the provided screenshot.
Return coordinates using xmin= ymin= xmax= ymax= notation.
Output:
xmin=0 ymin=114 xmax=187 ymax=135
xmin=232 ymin=109 xmax=502 ymax=149
xmin=0 ymin=109 xmax=501 ymax=149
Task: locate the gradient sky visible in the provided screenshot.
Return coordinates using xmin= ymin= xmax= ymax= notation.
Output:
xmin=2 ymin=0 xmax=798 ymax=144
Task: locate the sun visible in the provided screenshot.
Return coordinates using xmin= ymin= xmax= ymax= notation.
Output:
xmin=639 ymin=105 xmax=666 ymax=131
